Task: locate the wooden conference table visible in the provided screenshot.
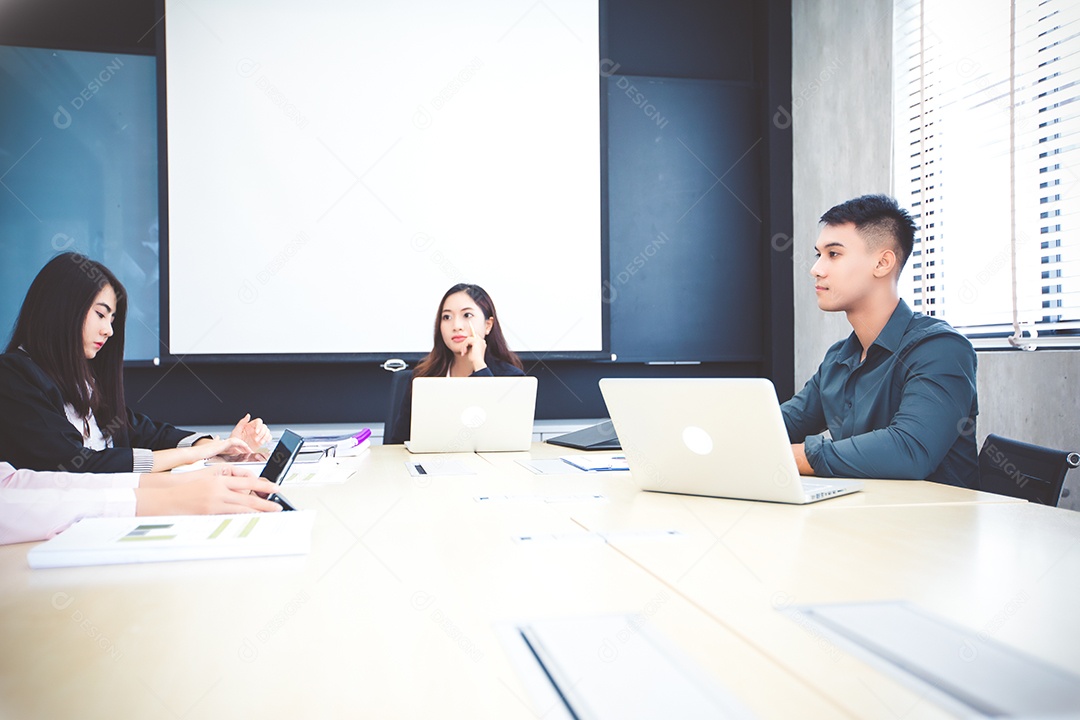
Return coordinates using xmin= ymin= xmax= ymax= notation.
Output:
xmin=0 ymin=443 xmax=1076 ymax=719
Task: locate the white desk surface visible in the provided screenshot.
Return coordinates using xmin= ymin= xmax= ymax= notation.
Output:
xmin=1 ymin=443 xmax=1075 ymax=719
xmin=568 ymin=490 xmax=1080 ymax=718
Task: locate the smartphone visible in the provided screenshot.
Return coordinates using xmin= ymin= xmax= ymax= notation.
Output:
xmin=258 ymin=429 xmax=304 ymax=511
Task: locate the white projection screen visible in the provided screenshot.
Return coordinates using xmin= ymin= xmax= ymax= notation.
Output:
xmin=163 ymin=0 xmax=602 ymax=356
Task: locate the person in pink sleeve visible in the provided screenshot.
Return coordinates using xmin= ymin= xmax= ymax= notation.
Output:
xmin=0 ymin=462 xmax=282 ymax=545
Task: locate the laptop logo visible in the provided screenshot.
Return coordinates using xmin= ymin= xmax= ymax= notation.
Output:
xmin=682 ymin=426 xmax=713 ymax=455
xmin=461 ymin=406 xmax=487 ymax=429
xmin=773 ymin=462 xmax=796 ymax=488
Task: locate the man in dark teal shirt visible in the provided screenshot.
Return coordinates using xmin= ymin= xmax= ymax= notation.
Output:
xmin=782 ymin=195 xmax=979 ymax=487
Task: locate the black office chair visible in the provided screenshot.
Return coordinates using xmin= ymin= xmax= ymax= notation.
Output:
xmin=977 ymin=434 xmax=1080 ymax=506
xmin=382 ymin=369 xmax=413 ymax=446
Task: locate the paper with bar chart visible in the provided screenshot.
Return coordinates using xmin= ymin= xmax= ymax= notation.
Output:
xmin=27 ymin=511 xmax=315 ymax=568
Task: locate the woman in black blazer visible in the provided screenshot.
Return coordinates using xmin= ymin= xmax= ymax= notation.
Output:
xmin=385 ymin=283 xmax=525 ymax=444
xmin=0 ymin=253 xmax=269 ymax=473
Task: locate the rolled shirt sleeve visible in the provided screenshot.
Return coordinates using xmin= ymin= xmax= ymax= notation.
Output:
xmin=781 ymin=364 xmax=828 ymax=443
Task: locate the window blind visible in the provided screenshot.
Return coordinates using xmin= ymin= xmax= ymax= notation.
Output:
xmin=893 ymin=0 xmax=1080 ymax=349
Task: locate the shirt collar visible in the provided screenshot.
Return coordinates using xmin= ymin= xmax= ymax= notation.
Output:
xmin=838 ymin=298 xmax=913 ymax=366
xmin=873 ymin=298 xmax=914 ymax=354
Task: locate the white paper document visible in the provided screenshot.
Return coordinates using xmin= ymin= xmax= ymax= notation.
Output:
xmin=405 ymin=460 xmax=476 ymax=477
xmin=512 ymin=529 xmax=682 ymax=545
xmin=559 ymin=454 xmax=629 ymax=471
xmin=475 ymin=493 xmax=608 ymax=505
xmin=517 ymin=458 xmax=586 ymax=475
xmin=282 ymin=458 xmax=354 ymax=485
xmin=28 ymin=511 xmax=316 ymax=569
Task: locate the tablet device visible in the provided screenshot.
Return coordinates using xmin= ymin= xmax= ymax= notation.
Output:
xmin=258 ymin=429 xmax=304 ymax=511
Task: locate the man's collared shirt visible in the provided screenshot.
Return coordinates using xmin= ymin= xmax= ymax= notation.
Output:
xmin=781 ymin=299 xmax=979 ymax=488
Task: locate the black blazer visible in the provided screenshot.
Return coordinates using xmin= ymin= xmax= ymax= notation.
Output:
xmin=0 ymin=350 xmax=194 ymax=473
xmin=384 ymin=358 xmax=526 ymax=445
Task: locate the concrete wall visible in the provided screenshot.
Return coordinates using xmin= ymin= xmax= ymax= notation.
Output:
xmin=790 ymin=0 xmax=894 ymax=387
xmin=791 ymin=0 xmax=1080 ymax=509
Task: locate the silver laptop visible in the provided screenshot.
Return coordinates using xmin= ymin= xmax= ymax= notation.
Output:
xmin=406 ymin=376 xmax=538 ymax=453
xmin=599 ymin=378 xmax=862 ymax=504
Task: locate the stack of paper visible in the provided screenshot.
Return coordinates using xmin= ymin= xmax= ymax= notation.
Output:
xmin=302 ymin=429 xmax=372 ymax=457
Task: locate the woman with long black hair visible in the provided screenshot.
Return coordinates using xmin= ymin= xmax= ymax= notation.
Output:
xmin=0 ymin=253 xmax=269 ymax=473
xmin=384 ymin=283 xmax=525 ymax=444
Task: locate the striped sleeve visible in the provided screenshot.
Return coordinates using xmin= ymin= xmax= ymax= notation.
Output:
xmin=176 ymin=432 xmax=211 ymax=449
xmin=131 ymin=448 xmax=155 ymax=473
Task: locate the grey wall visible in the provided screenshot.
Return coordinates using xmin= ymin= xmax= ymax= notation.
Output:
xmin=791 ymin=0 xmax=1080 ymax=509
xmin=791 ymin=0 xmax=894 ymax=385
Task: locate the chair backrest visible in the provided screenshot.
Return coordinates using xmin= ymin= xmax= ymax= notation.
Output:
xmin=977 ymin=434 xmax=1080 ymax=506
xmin=382 ymin=369 xmax=413 ymax=446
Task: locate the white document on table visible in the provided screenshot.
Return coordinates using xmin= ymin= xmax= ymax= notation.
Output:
xmin=405 ymin=459 xmax=476 ymax=477
xmin=28 ymin=511 xmax=316 ymax=568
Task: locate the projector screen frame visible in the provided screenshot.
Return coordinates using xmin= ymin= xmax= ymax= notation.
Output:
xmin=154 ymin=0 xmax=611 ymax=364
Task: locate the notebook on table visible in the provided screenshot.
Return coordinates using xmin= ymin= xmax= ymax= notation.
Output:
xmin=598 ymin=378 xmax=862 ymax=504
xmin=406 ymin=376 xmax=538 ymax=453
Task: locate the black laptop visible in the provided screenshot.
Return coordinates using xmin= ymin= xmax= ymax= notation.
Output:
xmin=546 ymin=420 xmax=620 ymax=451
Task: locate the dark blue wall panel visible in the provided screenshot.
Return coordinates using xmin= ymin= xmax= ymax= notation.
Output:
xmin=607 ymin=76 xmax=763 ymax=362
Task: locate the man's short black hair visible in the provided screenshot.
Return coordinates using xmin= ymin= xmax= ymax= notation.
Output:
xmin=820 ymin=194 xmax=918 ymax=272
